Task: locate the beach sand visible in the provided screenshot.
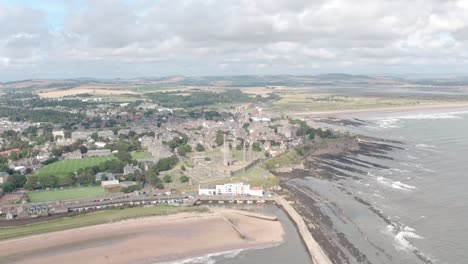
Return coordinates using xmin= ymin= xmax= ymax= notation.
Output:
xmin=294 ymin=102 xmax=468 ymax=117
xmin=0 ymin=210 xmax=284 ymax=264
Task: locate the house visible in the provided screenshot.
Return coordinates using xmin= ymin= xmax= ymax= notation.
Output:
xmin=71 ymin=131 xmax=91 ymax=141
xmin=101 ymin=180 xmax=120 ymax=187
xmin=0 ymin=148 xmax=20 ymax=156
xmin=52 ymin=130 xmax=65 ymax=140
xmin=198 ymin=183 xmax=263 ymax=197
xmin=0 ymin=172 xmax=9 ymax=184
xmin=198 ymin=185 xmax=216 ymax=196
xmin=27 ymin=203 xmax=49 ymax=216
xmin=120 ymin=181 xmax=137 ymax=188
xmin=97 ymin=130 xmax=114 ymax=139
xmin=215 ymin=183 xmax=250 ymax=196
xmin=247 ymin=186 xmax=264 ymax=197
xmin=63 ymin=150 xmax=83 ymax=160
xmin=123 ymin=165 xmax=142 ymax=175
xmin=153 ymin=188 xmax=173 ymax=196
xmin=95 ymin=172 xmax=116 ymax=182
xmin=95 ymin=142 xmax=107 ymax=148
xmin=84 ymin=149 xmax=111 ymax=158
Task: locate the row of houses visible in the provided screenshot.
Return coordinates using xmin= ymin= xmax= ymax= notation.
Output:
xmin=198 ymin=183 xmax=263 ymax=197
xmin=63 ymin=149 xmax=112 ymax=160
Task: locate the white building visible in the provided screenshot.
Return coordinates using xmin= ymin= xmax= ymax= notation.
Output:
xmin=199 ymin=183 xmax=263 ymax=197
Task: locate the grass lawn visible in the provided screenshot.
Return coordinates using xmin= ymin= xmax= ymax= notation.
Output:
xmin=261 ymin=150 xmax=300 ymax=170
xmin=131 ymin=151 xmax=152 ymax=159
xmin=28 ymin=186 xmax=107 ymax=203
xmin=0 ymin=206 xmax=209 ymax=241
xmin=177 ymin=166 xmax=278 ymax=193
xmin=35 ymin=157 xmax=115 ymax=178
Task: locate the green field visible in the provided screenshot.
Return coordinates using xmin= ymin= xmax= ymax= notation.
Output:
xmin=28 ymin=186 xmax=107 ymax=202
xmin=35 ymin=157 xmax=115 ymax=178
xmin=131 ymin=151 xmax=152 ymax=159
xmin=0 ymin=206 xmax=208 ymax=241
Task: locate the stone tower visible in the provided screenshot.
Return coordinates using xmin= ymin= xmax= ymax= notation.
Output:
xmin=223 ymin=134 xmax=233 ymax=166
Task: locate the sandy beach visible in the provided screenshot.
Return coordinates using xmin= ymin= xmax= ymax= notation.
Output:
xmin=293 ymin=102 xmax=468 ymax=117
xmin=0 ymin=210 xmax=284 ymax=264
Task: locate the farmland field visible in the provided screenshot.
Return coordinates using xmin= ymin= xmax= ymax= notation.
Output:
xmin=28 ymin=186 xmax=107 ymax=203
xmin=35 ymin=157 xmax=115 ymax=178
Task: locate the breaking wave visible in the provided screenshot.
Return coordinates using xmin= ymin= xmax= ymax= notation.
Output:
xmin=377 ymin=176 xmax=416 ymax=191
xmin=157 ymin=249 xmax=245 ymax=264
xmin=369 ymin=110 xmax=468 ymax=129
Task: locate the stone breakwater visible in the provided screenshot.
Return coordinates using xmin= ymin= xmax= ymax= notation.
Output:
xmin=275 ymin=196 xmax=332 ymax=264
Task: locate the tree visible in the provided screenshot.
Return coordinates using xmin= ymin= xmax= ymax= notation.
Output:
xmin=79 ymin=145 xmax=88 ymax=154
xmin=2 ymin=182 xmax=15 ymax=193
xmin=215 ymin=130 xmax=224 ymax=146
xmin=177 ymin=144 xmax=192 ymax=157
xmin=252 ymin=142 xmax=262 ymax=152
xmin=7 ymin=174 xmax=27 ymax=188
xmin=52 ymin=147 xmax=63 ymax=157
xmin=163 ymin=175 xmax=173 ymax=183
xmin=114 ymin=151 xmax=132 ymax=163
xmin=146 ymin=172 xmax=162 ymax=187
xmin=181 ymin=165 xmax=186 ymax=171
xmin=152 ymin=156 xmax=178 ymax=174
xmin=180 ymin=175 xmax=189 ymax=183
xmin=195 ymin=143 xmax=205 ymax=152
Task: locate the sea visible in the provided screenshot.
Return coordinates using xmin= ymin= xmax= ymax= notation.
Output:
xmin=160 ymin=108 xmax=468 ymax=264
xmin=287 ymin=108 xmax=468 ymax=264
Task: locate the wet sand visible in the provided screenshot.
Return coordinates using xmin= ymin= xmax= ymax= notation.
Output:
xmin=0 ymin=210 xmax=284 ymax=264
xmin=294 ymin=102 xmax=468 ymax=117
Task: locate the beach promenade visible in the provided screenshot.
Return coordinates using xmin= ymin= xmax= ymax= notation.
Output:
xmin=275 ymin=196 xmax=332 ymax=264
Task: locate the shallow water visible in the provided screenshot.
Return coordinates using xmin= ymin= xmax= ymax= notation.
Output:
xmin=291 ymin=109 xmax=468 ymax=263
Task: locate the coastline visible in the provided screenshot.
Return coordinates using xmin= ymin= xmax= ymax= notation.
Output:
xmin=0 ymin=210 xmax=284 ymax=264
xmin=275 ymin=196 xmax=332 ymax=264
xmin=293 ymin=102 xmax=468 ymax=117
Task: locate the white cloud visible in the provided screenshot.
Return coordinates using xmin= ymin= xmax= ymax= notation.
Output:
xmin=2 ymin=0 xmax=468 ymax=80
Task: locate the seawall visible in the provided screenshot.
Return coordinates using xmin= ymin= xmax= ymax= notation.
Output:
xmin=275 ymin=196 xmax=332 ymax=264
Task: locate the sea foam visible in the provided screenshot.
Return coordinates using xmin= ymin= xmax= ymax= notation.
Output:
xmin=157 ymin=249 xmax=245 ymax=264
xmin=377 ymin=177 xmax=416 ymax=191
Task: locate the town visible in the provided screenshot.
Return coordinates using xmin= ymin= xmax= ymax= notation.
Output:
xmin=0 ymin=90 xmax=335 ymax=220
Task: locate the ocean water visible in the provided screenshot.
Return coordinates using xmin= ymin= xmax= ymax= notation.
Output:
xmin=288 ymin=109 xmax=468 ymax=263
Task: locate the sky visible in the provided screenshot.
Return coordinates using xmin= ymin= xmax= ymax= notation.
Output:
xmin=1 ymin=0 xmax=468 ymax=81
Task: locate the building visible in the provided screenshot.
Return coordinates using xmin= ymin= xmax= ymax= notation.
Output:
xmin=123 ymin=165 xmax=142 ymax=175
xmin=95 ymin=142 xmax=107 ymax=148
xmin=153 ymin=188 xmax=173 ymax=196
xmin=198 ymin=185 xmax=216 ymax=196
xmin=52 ymin=130 xmax=65 ymax=140
xmin=95 ymin=172 xmax=116 ymax=182
xmin=97 ymin=130 xmax=114 ymax=138
xmin=63 ymin=150 xmax=83 ymax=160
xmin=199 ymin=183 xmax=263 ymax=197
xmin=27 ymin=203 xmax=49 ymax=216
xmin=84 ymin=149 xmax=111 ymax=158
xmin=101 ymin=180 xmax=120 ymax=187
xmin=71 ymin=131 xmax=91 ymax=141
xmin=0 ymin=172 xmax=9 ymax=184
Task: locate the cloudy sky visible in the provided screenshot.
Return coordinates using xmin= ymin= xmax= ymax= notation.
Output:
xmin=1 ymin=0 xmax=468 ymax=81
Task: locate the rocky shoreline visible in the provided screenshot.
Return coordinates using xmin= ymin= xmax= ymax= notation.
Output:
xmin=273 ymin=132 xmax=414 ymax=263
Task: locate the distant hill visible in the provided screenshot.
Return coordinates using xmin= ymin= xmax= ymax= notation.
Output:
xmin=4 ymin=74 xmax=468 ymax=92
